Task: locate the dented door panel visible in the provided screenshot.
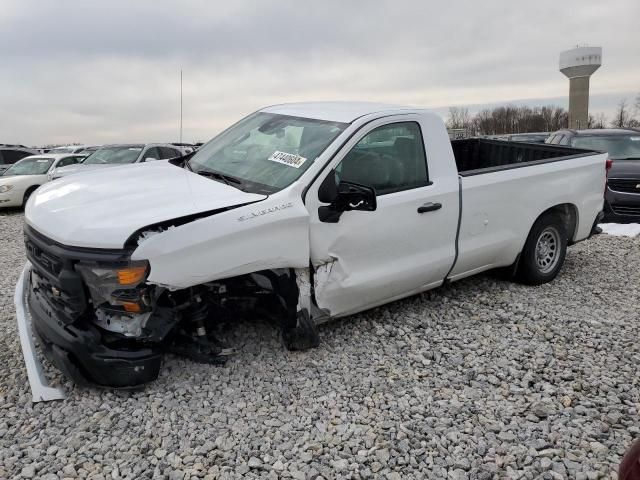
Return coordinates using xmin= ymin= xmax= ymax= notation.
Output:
xmin=305 ymin=114 xmax=460 ymax=317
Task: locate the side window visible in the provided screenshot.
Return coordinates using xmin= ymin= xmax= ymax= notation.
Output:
xmin=336 ymin=122 xmax=429 ymax=195
xmin=3 ymin=150 xmax=30 ymax=164
xmin=551 ymin=135 xmax=563 ymax=145
xmin=558 ymin=135 xmax=570 ymax=146
xmin=142 ymin=147 xmax=161 ymax=161
xmin=57 ymin=156 xmax=79 ymax=167
xmin=159 ymin=147 xmax=180 ymax=159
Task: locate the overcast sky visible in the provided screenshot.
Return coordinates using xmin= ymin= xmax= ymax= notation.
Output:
xmin=2 ymin=0 xmax=638 ymax=146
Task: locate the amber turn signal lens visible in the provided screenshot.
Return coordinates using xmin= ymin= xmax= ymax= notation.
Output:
xmin=121 ymin=301 xmax=142 ymax=313
xmin=117 ymin=266 xmax=147 ymax=285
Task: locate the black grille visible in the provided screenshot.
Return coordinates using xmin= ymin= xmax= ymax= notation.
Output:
xmin=608 ymin=178 xmax=640 ymax=194
xmin=25 ymin=237 xmax=63 ymax=276
xmin=24 ymin=229 xmax=88 ymax=321
xmin=24 ymin=226 xmax=133 ymax=322
xmin=611 ymin=205 xmax=640 ymax=216
xmin=30 ymin=269 xmax=85 ymax=323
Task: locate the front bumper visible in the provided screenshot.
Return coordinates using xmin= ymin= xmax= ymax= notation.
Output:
xmin=604 ymin=188 xmax=640 ymax=223
xmin=15 ymin=263 xmax=66 ymax=402
xmin=17 ymin=262 xmax=163 ymax=397
xmin=0 ymin=192 xmax=23 ymax=207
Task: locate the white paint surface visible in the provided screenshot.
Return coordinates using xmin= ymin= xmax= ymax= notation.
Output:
xmin=451 ymin=151 xmax=606 ymax=278
xmin=25 ymin=161 xmax=266 ymax=248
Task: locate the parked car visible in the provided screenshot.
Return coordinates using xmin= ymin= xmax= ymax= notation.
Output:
xmin=16 ymin=102 xmax=606 ymax=396
xmin=547 ymin=128 xmax=640 ymax=222
xmin=0 ymin=154 xmax=85 ymax=208
xmin=51 ymin=143 xmax=184 ymax=179
xmin=505 ymin=132 xmax=550 ymax=143
xmin=46 ymin=145 xmax=99 ymax=155
xmin=170 ymin=143 xmax=196 ymax=154
xmin=0 ymin=147 xmax=40 ymax=175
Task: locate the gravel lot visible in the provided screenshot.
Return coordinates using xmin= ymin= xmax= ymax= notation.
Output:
xmin=1 ymin=209 xmax=638 ymax=480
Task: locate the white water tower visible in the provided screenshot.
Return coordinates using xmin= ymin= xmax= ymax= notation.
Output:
xmin=559 ymin=46 xmax=602 ymax=129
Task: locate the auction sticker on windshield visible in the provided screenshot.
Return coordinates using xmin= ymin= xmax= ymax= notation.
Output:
xmin=267 ymin=151 xmax=307 ymax=168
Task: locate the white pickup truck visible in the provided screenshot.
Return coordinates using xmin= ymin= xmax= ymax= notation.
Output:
xmin=16 ymin=102 xmax=606 ymax=400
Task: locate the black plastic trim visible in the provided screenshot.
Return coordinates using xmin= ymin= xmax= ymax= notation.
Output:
xmin=29 ymin=282 xmax=162 ymax=388
xmin=457 ymin=150 xmax=602 ymax=177
xmin=444 ymin=176 xmax=463 ymax=281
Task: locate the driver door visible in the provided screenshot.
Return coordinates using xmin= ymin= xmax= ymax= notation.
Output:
xmin=306 ymin=116 xmax=459 ymax=317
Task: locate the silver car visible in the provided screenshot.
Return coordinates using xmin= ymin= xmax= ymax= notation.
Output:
xmin=51 ymin=143 xmax=184 ymax=179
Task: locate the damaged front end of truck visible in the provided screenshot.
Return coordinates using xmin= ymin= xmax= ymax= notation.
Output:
xmin=20 ymin=223 xmax=319 ymax=396
xmin=16 ymin=165 xmax=329 ymax=403
xmin=15 ymin=108 xmax=353 ymax=400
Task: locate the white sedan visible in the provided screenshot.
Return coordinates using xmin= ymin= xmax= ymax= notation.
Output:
xmin=0 ymin=154 xmax=84 ymax=208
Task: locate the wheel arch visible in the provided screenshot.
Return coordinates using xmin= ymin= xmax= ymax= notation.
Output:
xmin=508 ymin=203 xmax=578 ymax=277
xmin=23 ymin=185 xmax=41 ymax=203
xmin=537 ymin=203 xmax=579 ymax=244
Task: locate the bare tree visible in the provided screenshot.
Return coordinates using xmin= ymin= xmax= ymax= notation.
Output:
xmin=589 ymin=112 xmax=607 ymax=129
xmin=449 ymin=104 xmax=570 ymax=135
xmin=612 ymin=100 xmax=632 ymax=128
xmin=446 ymin=107 xmax=471 ymax=130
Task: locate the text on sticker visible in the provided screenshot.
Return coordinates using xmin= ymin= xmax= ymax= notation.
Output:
xmin=267 ymin=151 xmax=307 ymax=168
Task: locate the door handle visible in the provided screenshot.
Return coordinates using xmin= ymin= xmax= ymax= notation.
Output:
xmin=417 ymin=202 xmax=442 ymax=213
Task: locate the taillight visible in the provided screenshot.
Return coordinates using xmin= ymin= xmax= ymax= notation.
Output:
xmin=604 ymin=159 xmax=613 ymax=193
xmin=606 ymin=159 xmax=614 ymax=172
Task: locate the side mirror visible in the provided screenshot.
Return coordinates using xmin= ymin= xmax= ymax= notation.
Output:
xmin=318 ymin=180 xmax=376 ymax=223
xmin=318 ymin=170 xmax=338 ymax=203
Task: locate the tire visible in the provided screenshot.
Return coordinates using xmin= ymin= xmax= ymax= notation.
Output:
xmin=23 ymin=187 xmax=38 ymax=207
xmin=516 ymin=213 xmax=567 ymax=285
xmin=282 ymin=309 xmax=320 ymax=351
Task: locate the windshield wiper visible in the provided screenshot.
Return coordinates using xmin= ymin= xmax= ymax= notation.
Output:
xmin=195 ymin=169 xmax=245 ymax=189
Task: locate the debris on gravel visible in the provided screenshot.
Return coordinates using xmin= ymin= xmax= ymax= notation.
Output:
xmin=1 ymin=210 xmax=638 ymax=479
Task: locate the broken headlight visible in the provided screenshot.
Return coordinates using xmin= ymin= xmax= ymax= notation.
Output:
xmin=75 ymin=261 xmax=150 ymax=313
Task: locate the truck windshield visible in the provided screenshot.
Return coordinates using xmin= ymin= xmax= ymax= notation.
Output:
xmin=572 ymin=135 xmax=640 ymax=159
xmin=189 ymin=112 xmax=347 ymax=193
xmin=3 ymin=157 xmax=54 ymax=176
xmin=83 ymin=146 xmax=143 ymax=165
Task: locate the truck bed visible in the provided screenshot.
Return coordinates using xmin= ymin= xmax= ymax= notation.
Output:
xmin=451 ymin=138 xmax=596 ymax=176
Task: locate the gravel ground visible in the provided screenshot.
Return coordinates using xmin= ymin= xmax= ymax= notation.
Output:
xmin=1 ymin=209 xmax=639 ymax=480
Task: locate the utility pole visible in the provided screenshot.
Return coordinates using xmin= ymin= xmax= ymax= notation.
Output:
xmin=180 ymin=69 xmax=183 ymax=144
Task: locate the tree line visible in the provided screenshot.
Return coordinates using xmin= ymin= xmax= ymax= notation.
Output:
xmin=447 ymin=93 xmax=640 ymax=135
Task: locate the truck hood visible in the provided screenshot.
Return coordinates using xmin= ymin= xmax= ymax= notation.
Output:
xmin=608 ymin=159 xmax=640 ymax=178
xmin=52 ymin=163 xmax=119 ymax=178
xmin=26 ymin=161 xmax=267 ymax=248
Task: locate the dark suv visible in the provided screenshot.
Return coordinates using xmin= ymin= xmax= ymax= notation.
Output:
xmin=547 ymin=128 xmax=640 ymax=222
xmin=0 ymin=147 xmax=40 ymax=175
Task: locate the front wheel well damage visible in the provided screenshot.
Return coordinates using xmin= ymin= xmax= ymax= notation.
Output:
xmin=83 ymin=266 xmax=320 ymax=383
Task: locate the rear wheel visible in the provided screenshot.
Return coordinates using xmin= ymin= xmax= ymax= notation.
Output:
xmin=516 ymin=213 xmax=567 ymax=285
